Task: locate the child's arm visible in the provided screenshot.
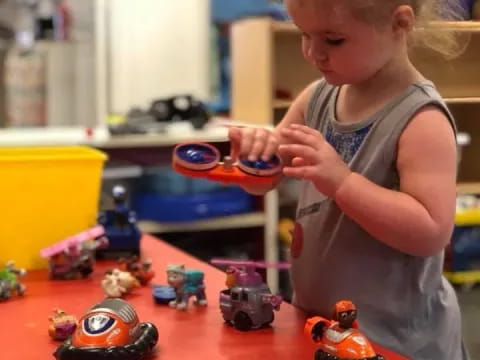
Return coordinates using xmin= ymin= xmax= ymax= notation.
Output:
xmin=278 ymin=106 xmax=457 ymax=257
xmin=233 ymin=80 xmax=320 ymax=195
xmin=333 ymin=107 xmax=457 ymax=257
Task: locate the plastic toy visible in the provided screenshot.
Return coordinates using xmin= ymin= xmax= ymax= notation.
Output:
xmin=0 ymin=261 xmax=26 ymax=300
xmin=118 ymin=255 xmax=155 ymax=285
xmin=152 ymin=285 xmax=177 ymax=305
xmin=166 ymin=264 xmax=207 ymax=310
xmin=40 ymin=226 xmax=108 ymax=280
xmin=172 ymin=142 xmax=282 ymax=185
xmin=443 ymin=197 xmax=480 ymax=290
xmin=101 ymin=269 xmax=140 ymax=298
xmin=97 ymin=185 xmax=142 ymax=258
xmin=48 ymin=309 xmax=78 ymax=341
xmin=305 ymin=300 xmax=384 ymax=360
xmin=210 ymin=258 xmax=288 ymax=331
xmin=54 ymin=298 xmax=158 ymax=360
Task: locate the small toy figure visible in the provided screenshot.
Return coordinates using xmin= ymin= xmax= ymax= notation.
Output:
xmin=101 ymin=269 xmax=140 ymax=298
xmin=48 ymin=309 xmax=78 ymax=341
xmin=118 ymin=255 xmax=155 ymax=285
xmin=305 ymin=300 xmax=385 ymax=360
xmin=210 ymin=259 xmax=287 ymax=331
xmin=0 ymin=261 xmax=26 ymax=300
xmin=172 ymin=142 xmax=282 ymax=186
xmin=97 ymin=185 xmax=141 ymax=258
xmin=166 ymin=264 xmax=207 ymax=310
xmin=40 ymin=226 xmax=108 ymax=280
xmin=54 ymin=298 xmax=158 ymax=360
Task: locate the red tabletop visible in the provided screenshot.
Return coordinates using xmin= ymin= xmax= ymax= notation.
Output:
xmin=0 ymin=234 xmax=408 ymax=360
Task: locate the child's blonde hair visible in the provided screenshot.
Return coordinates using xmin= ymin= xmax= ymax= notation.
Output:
xmin=352 ymin=0 xmax=466 ymax=58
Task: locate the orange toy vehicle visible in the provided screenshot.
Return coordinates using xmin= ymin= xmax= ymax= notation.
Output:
xmin=54 ymin=298 xmax=158 ymax=360
xmin=305 ymin=300 xmax=384 ymax=360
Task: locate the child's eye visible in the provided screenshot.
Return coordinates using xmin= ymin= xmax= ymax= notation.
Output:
xmin=325 ymin=38 xmax=345 ymax=46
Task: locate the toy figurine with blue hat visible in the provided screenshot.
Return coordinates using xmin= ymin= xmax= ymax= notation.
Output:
xmin=97 ymin=185 xmax=142 ymax=258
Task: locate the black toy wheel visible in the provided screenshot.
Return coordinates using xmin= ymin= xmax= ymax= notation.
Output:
xmin=237 ymin=155 xmax=282 ymax=177
xmin=173 ymin=143 xmax=220 ymax=171
xmin=373 ymin=355 xmax=385 ymax=360
xmin=314 ymin=349 xmax=338 ymax=360
xmin=54 ymin=322 xmax=158 ymax=360
xmin=233 ymin=311 xmax=253 ymax=331
xmin=263 ymin=311 xmax=275 ymax=327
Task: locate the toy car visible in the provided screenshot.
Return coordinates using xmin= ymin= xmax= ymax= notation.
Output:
xmin=54 ymin=298 xmax=158 ymax=360
xmin=172 ymin=142 xmax=282 ymax=185
xmin=97 ymin=185 xmax=142 ymax=258
xmin=211 ymin=259 xmax=287 ymax=331
xmin=305 ymin=300 xmax=384 ymax=360
xmin=40 ymin=226 xmax=107 ymax=280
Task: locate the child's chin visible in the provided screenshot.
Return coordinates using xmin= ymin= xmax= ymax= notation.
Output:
xmin=322 ymin=74 xmax=345 ymax=86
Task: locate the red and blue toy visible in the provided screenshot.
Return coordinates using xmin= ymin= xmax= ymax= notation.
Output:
xmin=172 ymin=142 xmax=282 ymax=185
xmin=54 ymin=298 xmax=158 ymax=360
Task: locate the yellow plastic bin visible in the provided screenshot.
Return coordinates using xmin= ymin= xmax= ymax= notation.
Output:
xmin=0 ymin=146 xmax=107 ymax=269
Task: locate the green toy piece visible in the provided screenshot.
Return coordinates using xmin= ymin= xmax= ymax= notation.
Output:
xmin=0 ymin=261 xmax=26 ymax=300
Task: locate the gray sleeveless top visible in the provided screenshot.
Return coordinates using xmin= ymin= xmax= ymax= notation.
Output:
xmin=290 ymin=80 xmax=467 ymax=360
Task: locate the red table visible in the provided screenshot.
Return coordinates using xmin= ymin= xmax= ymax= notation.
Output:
xmin=0 ymin=235 xmax=408 ymax=360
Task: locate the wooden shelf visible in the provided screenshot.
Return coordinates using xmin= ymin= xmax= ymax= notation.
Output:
xmin=445 ymin=97 xmax=480 ymax=104
xmin=457 ymin=183 xmax=480 ymax=195
xmin=271 ymin=21 xmax=297 ymax=33
xmin=137 ymin=211 xmax=266 ymax=233
xmin=273 ymin=99 xmax=293 ymax=109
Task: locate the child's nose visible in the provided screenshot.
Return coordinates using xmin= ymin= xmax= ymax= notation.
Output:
xmin=308 ymin=40 xmax=328 ymax=62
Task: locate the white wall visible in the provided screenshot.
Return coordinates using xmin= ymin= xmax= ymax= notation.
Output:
xmin=107 ymin=0 xmax=211 ymax=115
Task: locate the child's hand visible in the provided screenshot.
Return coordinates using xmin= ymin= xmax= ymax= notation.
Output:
xmin=228 ymin=126 xmax=280 ymax=162
xmin=278 ymin=124 xmax=351 ymax=198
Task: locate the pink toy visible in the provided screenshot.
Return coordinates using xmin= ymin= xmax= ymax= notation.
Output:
xmin=40 ymin=226 xmax=108 ymax=280
xmin=40 ymin=226 xmax=105 ymax=259
xmin=210 ymin=259 xmax=290 ymax=287
xmin=210 ymin=258 xmax=289 ymax=331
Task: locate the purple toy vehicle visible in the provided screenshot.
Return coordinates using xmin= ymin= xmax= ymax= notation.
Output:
xmin=211 ymin=259 xmax=288 ymax=331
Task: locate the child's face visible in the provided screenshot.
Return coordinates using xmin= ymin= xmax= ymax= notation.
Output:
xmin=287 ymin=0 xmax=399 ymax=85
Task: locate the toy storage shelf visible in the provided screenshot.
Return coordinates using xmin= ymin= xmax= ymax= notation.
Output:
xmin=137 ymin=211 xmax=266 ymax=233
xmin=231 ymin=19 xmax=480 ymax=183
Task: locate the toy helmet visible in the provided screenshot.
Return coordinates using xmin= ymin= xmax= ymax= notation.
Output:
xmin=112 ymin=185 xmax=126 ymax=197
xmin=335 ymin=300 xmax=356 ymax=314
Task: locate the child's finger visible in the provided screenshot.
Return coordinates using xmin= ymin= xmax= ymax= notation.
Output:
xmin=278 ymin=144 xmax=319 ymax=164
xmin=249 ymin=129 xmax=269 ymax=161
xmin=280 ymin=127 xmax=321 ymax=149
xmin=282 ymin=165 xmax=317 ymax=179
xmin=289 ymin=124 xmax=324 ymax=138
xmin=228 ymin=127 xmax=241 ymax=159
xmin=261 ymin=135 xmax=280 ymax=161
xmin=291 ymin=157 xmax=308 ymax=167
xmin=239 ymin=128 xmax=256 ymax=158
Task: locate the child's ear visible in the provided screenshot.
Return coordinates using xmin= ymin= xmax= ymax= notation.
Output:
xmin=392 ymin=5 xmax=415 ymax=34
